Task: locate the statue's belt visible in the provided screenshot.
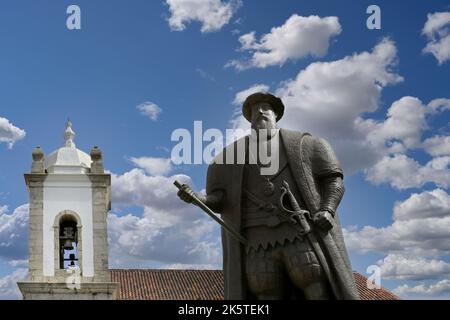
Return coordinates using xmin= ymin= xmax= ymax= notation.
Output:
xmin=242 ymin=211 xmax=283 ymax=228
xmin=242 ymin=189 xmax=296 ymax=228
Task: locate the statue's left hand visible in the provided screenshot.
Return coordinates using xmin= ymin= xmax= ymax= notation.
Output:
xmin=313 ymin=211 xmax=333 ymax=231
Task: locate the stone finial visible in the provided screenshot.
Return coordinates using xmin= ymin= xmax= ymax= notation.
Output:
xmin=90 ymin=146 xmax=102 ymax=161
xmin=31 ymin=146 xmax=45 ymax=173
xmin=90 ymin=146 xmax=104 ymax=174
xmin=64 ymin=120 xmax=76 ymax=148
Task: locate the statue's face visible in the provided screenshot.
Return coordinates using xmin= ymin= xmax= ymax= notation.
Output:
xmin=250 ymin=102 xmax=278 ymax=131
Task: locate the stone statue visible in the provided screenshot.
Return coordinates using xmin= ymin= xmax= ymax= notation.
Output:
xmin=177 ymin=92 xmax=359 ymax=300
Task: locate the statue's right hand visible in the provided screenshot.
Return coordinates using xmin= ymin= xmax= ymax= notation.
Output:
xmin=177 ymin=184 xmax=197 ymax=204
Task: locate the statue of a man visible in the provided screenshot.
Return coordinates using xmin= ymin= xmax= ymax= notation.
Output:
xmin=177 ymin=92 xmax=359 ymax=300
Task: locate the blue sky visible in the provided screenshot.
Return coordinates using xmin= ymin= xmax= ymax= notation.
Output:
xmin=1 ymin=0 xmax=450 ymax=299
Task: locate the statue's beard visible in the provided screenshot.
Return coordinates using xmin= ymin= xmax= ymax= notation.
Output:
xmin=253 ymin=118 xmax=276 ymax=130
xmin=251 ymin=121 xmax=278 ymax=140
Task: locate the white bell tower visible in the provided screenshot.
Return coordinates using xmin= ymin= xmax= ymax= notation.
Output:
xmin=18 ymin=121 xmax=119 ymax=299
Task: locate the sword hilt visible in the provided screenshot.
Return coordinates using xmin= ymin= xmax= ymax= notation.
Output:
xmin=279 ymin=180 xmax=312 ymax=235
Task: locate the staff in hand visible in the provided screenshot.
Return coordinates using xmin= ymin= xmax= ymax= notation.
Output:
xmin=174 ymin=180 xmax=248 ymax=246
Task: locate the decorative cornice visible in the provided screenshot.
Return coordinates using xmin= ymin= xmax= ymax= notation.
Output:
xmin=24 ymin=173 xmax=47 ymax=186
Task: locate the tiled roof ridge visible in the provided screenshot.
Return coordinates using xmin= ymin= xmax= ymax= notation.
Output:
xmin=110 ymin=269 xmax=400 ymax=300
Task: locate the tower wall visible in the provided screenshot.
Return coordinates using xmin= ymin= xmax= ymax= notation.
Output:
xmin=89 ymin=174 xmax=111 ymax=282
xmin=42 ymin=174 xmax=94 ymax=278
xmin=25 ymin=174 xmax=46 ymax=282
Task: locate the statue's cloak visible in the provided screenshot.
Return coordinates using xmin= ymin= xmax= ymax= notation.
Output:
xmin=206 ymin=129 xmax=359 ymax=300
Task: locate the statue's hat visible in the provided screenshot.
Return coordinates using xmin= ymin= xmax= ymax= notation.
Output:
xmin=242 ymin=92 xmax=284 ymax=122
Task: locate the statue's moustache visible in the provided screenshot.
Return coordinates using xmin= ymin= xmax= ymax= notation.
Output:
xmin=256 ymin=113 xmax=270 ymax=121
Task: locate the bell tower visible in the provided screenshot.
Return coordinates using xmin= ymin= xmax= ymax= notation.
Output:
xmin=18 ymin=121 xmax=119 ymax=299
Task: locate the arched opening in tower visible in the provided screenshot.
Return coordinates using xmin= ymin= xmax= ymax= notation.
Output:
xmin=59 ymin=216 xmax=79 ymax=269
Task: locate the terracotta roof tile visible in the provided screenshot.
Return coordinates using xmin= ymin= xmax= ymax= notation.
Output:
xmin=110 ymin=269 xmax=399 ymax=300
xmin=353 ymin=272 xmax=400 ymax=300
xmin=111 ymin=269 xmax=224 ymax=300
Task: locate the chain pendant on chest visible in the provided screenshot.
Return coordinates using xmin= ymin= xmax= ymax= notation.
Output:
xmin=263 ymin=178 xmax=275 ymax=196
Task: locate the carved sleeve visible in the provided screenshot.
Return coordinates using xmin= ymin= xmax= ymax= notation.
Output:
xmin=311 ymin=137 xmax=343 ymax=180
xmin=197 ymin=191 xmax=225 ymax=213
xmin=205 ymin=162 xmax=226 ymax=213
xmin=312 ymin=137 xmax=345 ymax=216
xmin=318 ymin=176 xmax=345 ymax=216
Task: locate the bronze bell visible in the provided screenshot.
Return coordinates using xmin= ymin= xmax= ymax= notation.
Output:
xmin=63 ymin=239 xmax=74 ymax=250
xmin=69 ymin=254 xmax=76 ymax=266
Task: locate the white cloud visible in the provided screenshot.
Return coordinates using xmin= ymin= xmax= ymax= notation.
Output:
xmin=344 ymin=188 xmax=450 ymax=299
xmin=0 ymin=204 xmax=28 ymax=260
xmin=378 ymin=254 xmax=450 ymax=280
xmin=423 ymin=12 xmax=450 ymax=36
xmin=344 ymin=216 xmax=450 ymax=257
xmin=362 ymin=97 xmax=450 ymax=189
xmin=227 ymin=14 xmax=342 ymax=70
xmin=129 ymin=157 xmax=173 ymax=176
xmin=427 ymin=98 xmax=450 ymax=113
xmin=111 ymin=169 xmax=192 ymax=209
xmin=344 ymin=189 xmax=450 ymax=258
xmin=274 ymin=39 xmax=402 ymax=136
xmin=108 ymin=209 xmax=221 ymax=268
xmin=196 ymin=68 xmax=216 ymax=82
xmin=166 ymin=0 xmax=241 ymax=33
xmin=0 ymin=117 xmax=26 ymax=149
xmin=137 ymin=102 xmax=162 ymax=121
xmin=366 ymin=154 xmax=450 ymax=190
xmin=423 ymin=135 xmax=450 ymax=156
xmin=7 ymin=260 xmax=28 ymax=268
xmin=109 ymin=169 xmax=222 ymax=268
xmin=393 ymin=188 xmax=450 ymax=221
xmin=361 ymin=97 xmax=450 ymax=156
xmin=364 ymin=97 xmax=428 ymax=152
xmin=422 ymin=12 xmax=450 ymax=64
xmin=0 ymin=268 xmax=27 ymax=300
xmin=393 ymin=280 xmax=450 ymax=300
